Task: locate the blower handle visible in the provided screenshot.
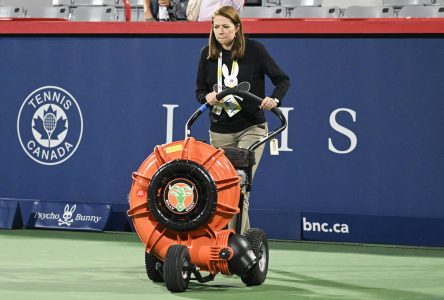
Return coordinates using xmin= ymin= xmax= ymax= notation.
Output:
xmin=216 ymin=87 xmax=288 ymax=151
xmin=185 ymin=103 xmax=211 ymax=139
xmin=185 ymin=88 xmax=287 ymax=152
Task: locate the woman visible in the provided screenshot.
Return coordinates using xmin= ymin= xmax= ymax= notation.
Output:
xmin=195 ymin=6 xmax=290 ymax=234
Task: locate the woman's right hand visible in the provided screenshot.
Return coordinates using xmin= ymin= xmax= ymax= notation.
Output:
xmin=158 ymin=0 xmax=171 ymax=6
xmin=205 ymin=91 xmax=218 ymax=106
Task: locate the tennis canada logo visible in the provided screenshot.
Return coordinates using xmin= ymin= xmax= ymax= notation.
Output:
xmin=17 ymin=86 xmax=83 ymax=165
xmin=164 ymin=179 xmax=198 ymax=214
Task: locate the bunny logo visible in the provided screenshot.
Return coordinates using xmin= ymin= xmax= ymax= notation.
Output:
xmin=222 ymin=61 xmax=239 ymax=88
xmin=218 ymin=61 xmax=243 ymax=117
xmin=58 ymin=204 xmax=76 ymax=226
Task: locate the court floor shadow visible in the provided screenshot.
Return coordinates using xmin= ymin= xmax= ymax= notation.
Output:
xmin=270 ymin=240 xmax=444 ymax=258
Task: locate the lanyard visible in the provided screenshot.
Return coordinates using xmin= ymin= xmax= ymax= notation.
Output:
xmin=214 ymin=52 xmax=241 ymax=117
xmin=217 ymin=52 xmax=238 ymax=92
xmin=217 ymin=52 xmax=223 ymax=93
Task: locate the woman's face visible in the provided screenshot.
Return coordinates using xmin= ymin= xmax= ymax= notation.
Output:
xmin=213 ymin=15 xmax=238 ymax=49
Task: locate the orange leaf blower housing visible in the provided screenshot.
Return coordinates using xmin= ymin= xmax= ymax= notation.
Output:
xmin=128 ymin=137 xmax=241 ymax=275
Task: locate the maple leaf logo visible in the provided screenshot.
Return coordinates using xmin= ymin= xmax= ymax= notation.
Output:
xmin=33 ymin=105 xmax=67 ymax=148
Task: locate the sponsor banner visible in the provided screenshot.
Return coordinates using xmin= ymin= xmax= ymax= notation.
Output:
xmin=1 ymin=36 xmax=444 ymax=243
xmin=28 ymin=201 xmax=110 ymax=231
xmin=0 ymin=200 xmax=23 ymax=229
xmin=302 ymin=212 xmax=444 ymax=247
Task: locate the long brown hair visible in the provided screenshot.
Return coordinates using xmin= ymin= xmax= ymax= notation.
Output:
xmin=208 ymin=6 xmax=246 ymax=61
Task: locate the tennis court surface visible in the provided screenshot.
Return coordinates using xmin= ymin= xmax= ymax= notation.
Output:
xmin=1 ymin=229 xmax=444 ymax=300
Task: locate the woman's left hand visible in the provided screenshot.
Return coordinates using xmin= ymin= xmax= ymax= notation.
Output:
xmin=260 ymin=97 xmax=278 ymax=110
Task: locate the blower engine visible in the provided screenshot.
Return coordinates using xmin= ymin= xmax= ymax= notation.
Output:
xmin=128 ymin=87 xmax=287 ymax=292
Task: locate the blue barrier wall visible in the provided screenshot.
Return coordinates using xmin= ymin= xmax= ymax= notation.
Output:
xmin=1 ymin=35 xmax=444 ymax=245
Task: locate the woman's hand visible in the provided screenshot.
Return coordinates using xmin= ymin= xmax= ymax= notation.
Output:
xmin=158 ymin=0 xmax=171 ymax=6
xmin=260 ymin=97 xmax=278 ymax=110
xmin=205 ymin=91 xmax=219 ymax=106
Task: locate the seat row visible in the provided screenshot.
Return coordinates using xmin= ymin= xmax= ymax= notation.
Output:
xmin=0 ymin=0 xmax=145 ymax=21
xmin=1 ymin=2 xmax=444 ymax=20
xmin=263 ymin=0 xmax=444 ymax=6
xmin=0 ymin=0 xmax=442 ymax=6
xmin=0 ymin=6 xmax=144 ymax=21
xmin=0 ymin=0 xmax=141 ymax=6
xmin=241 ymin=5 xmax=444 ymax=18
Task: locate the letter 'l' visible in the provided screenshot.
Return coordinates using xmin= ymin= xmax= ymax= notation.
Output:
xmin=278 ymin=107 xmax=294 ymax=152
xmin=163 ymin=104 xmax=179 ymax=144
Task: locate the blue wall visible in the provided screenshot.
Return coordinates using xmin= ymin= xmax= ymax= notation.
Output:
xmin=1 ymin=35 xmax=444 ymax=245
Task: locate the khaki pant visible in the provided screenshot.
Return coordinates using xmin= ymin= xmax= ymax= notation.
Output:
xmin=209 ymin=123 xmax=268 ymax=234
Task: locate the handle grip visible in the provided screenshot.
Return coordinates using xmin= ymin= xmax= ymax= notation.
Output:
xmin=186 ymin=88 xmax=287 ymax=152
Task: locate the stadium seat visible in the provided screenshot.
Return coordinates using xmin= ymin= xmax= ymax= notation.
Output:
xmin=0 ymin=7 xmax=26 ymax=18
xmin=245 ymin=0 xmax=262 ymax=5
xmin=53 ymin=0 xmax=120 ymax=6
xmin=2 ymin=0 xmax=53 ymax=6
xmin=70 ymin=6 xmax=118 ymax=21
xmin=290 ymin=6 xmax=340 ymax=18
xmin=0 ymin=0 xmax=52 ymax=7
xmin=240 ymin=6 xmax=285 ymax=18
xmin=280 ymin=0 xmax=322 ymax=6
xmin=343 ymin=6 xmax=395 ymax=18
xmin=264 ymin=0 xmax=322 ymax=5
xmin=129 ymin=0 xmax=143 ymax=5
xmin=397 ymin=5 xmax=444 ymax=17
xmin=26 ymin=6 xmax=70 ymax=19
xmin=264 ymin=0 xmax=281 ymax=6
xmin=280 ymin=0 xmax=323 ymax=17
xmin=382 ymin=0 xmax=433 ymax=6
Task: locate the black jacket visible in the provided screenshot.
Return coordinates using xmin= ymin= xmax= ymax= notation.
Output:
xmin=196 ymin=39 xmax=290 ymax=133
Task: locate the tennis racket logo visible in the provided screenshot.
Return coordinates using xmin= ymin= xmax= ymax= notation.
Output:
xmin=32 ymin=104 xmax=67 ymax=148
xmin=17 ymin=86 xmax=83 ymax=165
xmin=42 ymin=110 xmax=57 ymax=147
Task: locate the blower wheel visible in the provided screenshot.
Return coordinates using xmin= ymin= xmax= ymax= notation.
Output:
xmin=144 ymin=252 xmax=164 ymax=283
xmin=241 ymin=228 xmax=269 ymax=286
xmin=164 ymin=245 xmax=192 ymax=293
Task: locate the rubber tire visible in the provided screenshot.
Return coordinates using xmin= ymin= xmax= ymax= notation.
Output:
xmin=164 ymin=245 xmax=191 ymax=293
xmin=241 ymin=228 xmax=269 ymax=286
xmin=145 ymin=252 xmax=164 ymax=283
xmin=148 ymin=160 xmax=217 ymax=232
